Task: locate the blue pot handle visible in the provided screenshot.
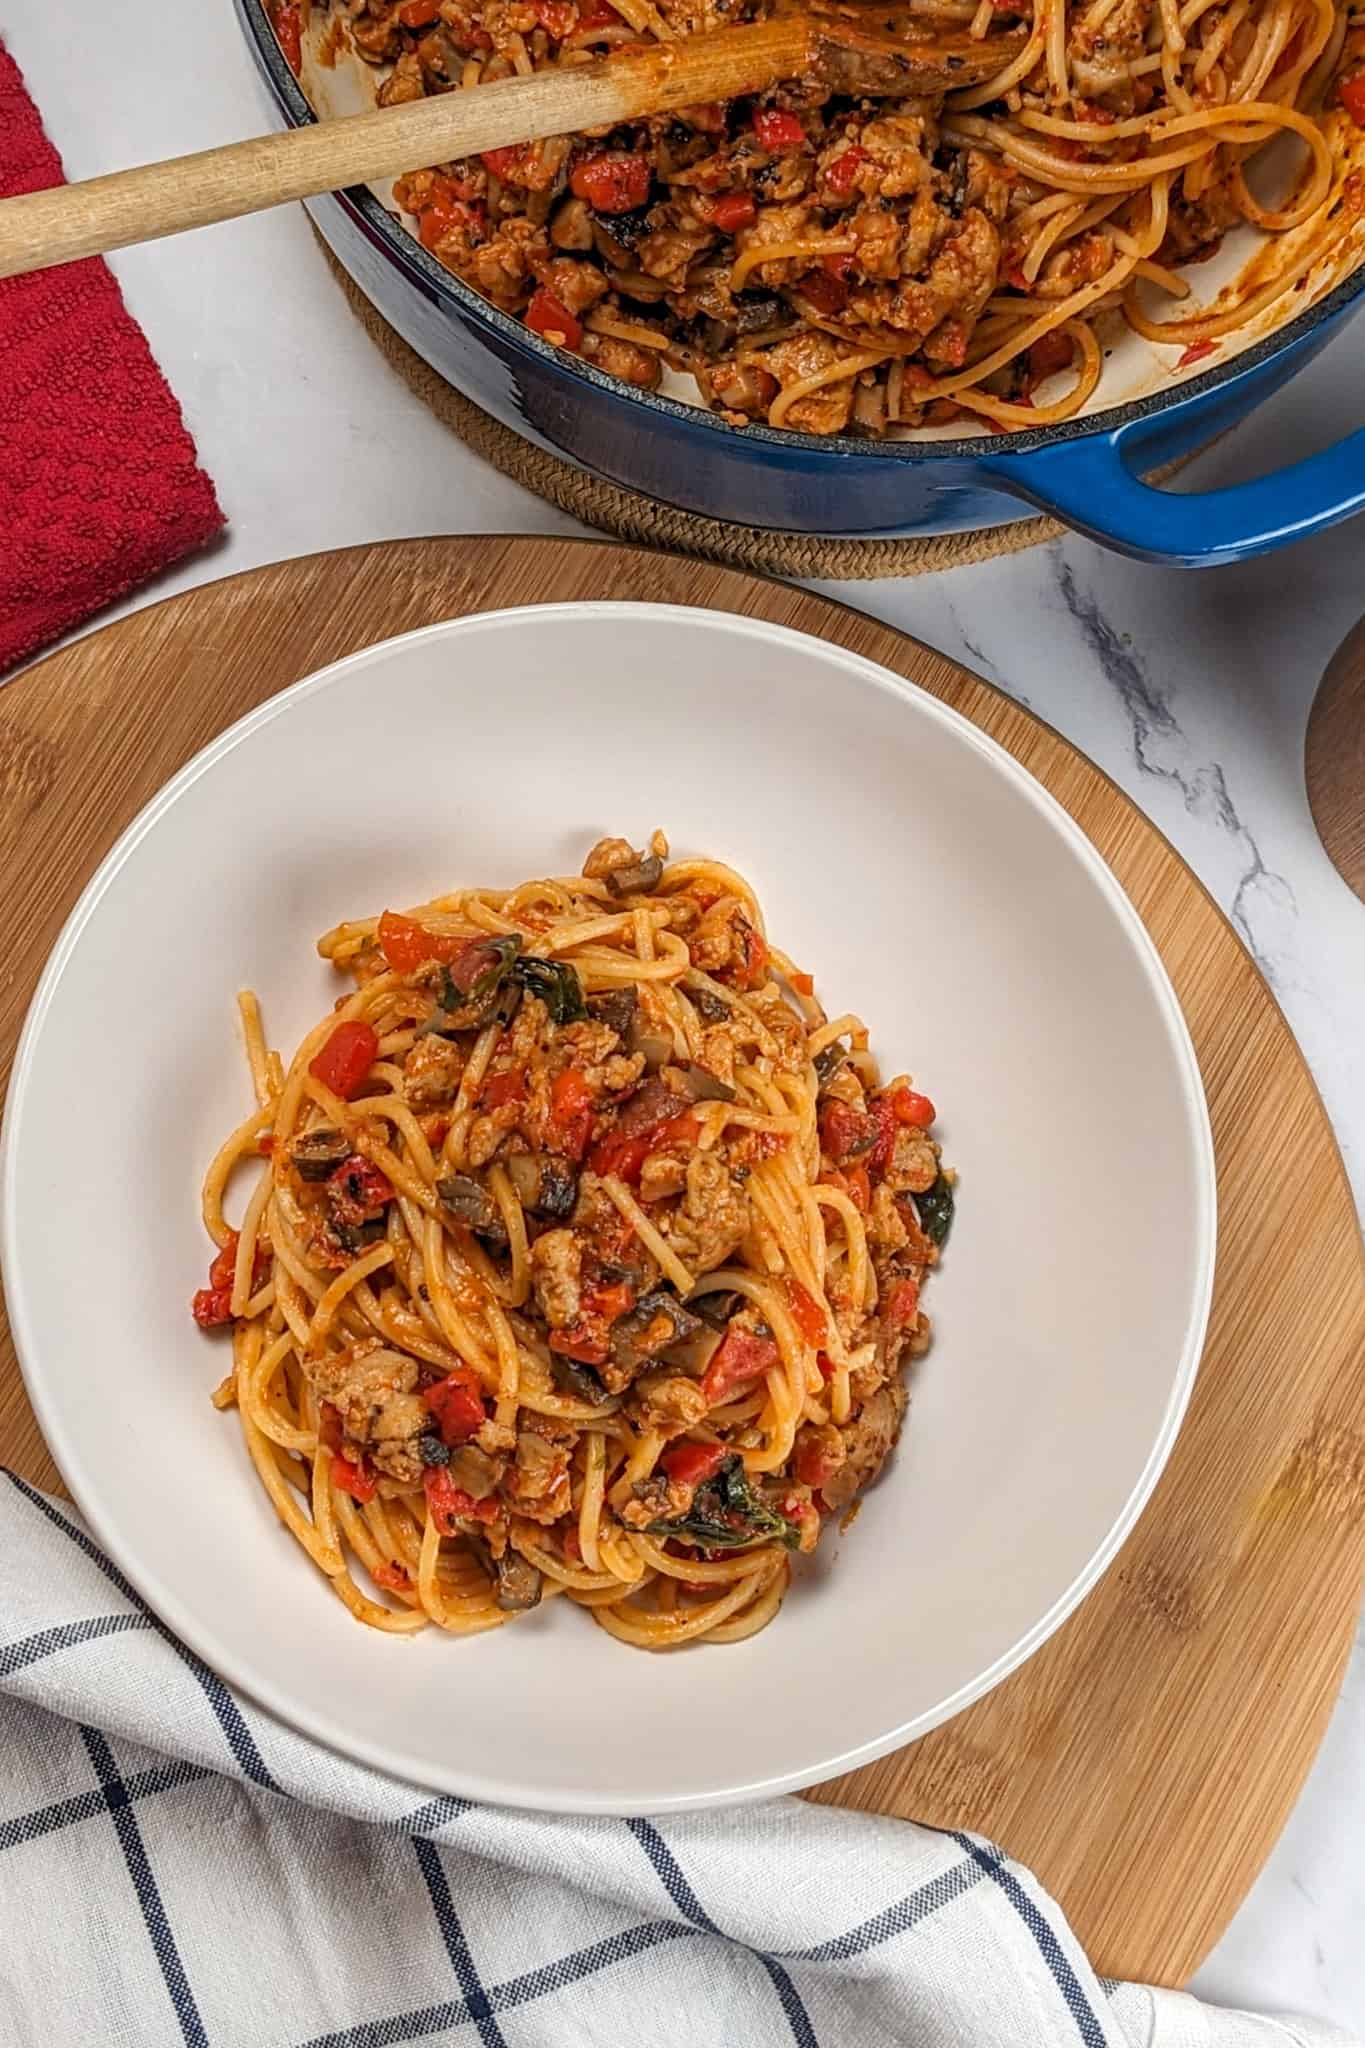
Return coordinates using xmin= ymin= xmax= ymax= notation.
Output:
xmin=982 ymin=415 xmax=1365 ymax=567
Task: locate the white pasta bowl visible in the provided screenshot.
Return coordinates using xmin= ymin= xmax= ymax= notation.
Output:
xmin=1 ymin=601 xmax=1214 ymax=1812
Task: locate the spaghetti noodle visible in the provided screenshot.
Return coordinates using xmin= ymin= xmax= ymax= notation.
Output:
xmin=192 ymin=834 xmax=954 ymax=1649
xmin=302 ymin=0 xmax=1365 ymax=435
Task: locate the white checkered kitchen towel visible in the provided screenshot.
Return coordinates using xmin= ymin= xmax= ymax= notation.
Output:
xmin=0 ymin=1472 xmax=1355 ymax=2048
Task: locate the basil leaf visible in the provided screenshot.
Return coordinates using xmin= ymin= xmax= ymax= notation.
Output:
xmin=915 ymin=1173 xmax=955 ymax=1246
xmin=512 ymin=955 xmax=588 ymax=1025
xmin=648 ymin=1455 xmax=802 ymax=1551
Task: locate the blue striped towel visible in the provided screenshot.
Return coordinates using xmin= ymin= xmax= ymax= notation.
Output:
xmin=0 ymin=1471 xmax=1354 ymax=2048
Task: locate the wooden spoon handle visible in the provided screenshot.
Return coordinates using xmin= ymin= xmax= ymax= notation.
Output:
xmin=0 ymin=17 xmax=810 ymax=281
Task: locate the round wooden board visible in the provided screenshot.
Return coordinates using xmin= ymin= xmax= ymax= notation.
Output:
xmin=2 ymin=537 xmax=1363 ymax=1988
xmin=1306 ymin=615 xmax=1365 ymax=903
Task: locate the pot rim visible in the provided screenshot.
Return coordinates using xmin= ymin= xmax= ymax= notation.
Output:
xmin=236 ymin=0 xmax=1365 ymax=463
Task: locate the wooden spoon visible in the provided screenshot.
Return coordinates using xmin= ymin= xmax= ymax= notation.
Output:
xmin=0 ymin=17 xmax=1021 ymax=282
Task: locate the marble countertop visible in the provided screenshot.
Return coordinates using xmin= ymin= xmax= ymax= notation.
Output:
xmin=10 ymin=3 xmax=1365 ymax=2031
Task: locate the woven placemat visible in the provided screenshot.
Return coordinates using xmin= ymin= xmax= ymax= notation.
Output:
xmin=322 ymin=247 xmax=1072 ymax=579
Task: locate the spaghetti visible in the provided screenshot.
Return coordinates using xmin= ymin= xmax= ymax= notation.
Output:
xmin=300 ymin=0 xmax=1364 ymax=435
xmin=193 ymin=834 xmax=954 ymax=1649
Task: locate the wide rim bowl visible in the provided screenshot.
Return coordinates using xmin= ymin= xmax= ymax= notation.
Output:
xmin=1 ymin=601 xmax=1217 ymax=1810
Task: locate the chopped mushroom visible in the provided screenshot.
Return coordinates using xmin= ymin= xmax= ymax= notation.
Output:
xmin=548 ymin=1351 xmax=612 ymax=1406
xmin=445 ymin=1443 xmax=503 ymax=1499
xmin=505 ymin=1152 xmax=578 ymax=1220
xmin=609 ymin=1290 xmax=704 ymax=1377
xmin=290 ymin=1127 xmax=351 ymax=1182
xmin=587 ymin=984 xmax=639 ymax=1041
xmin=581 ymin=835 xmax=663 ymax=896
xmin=437 ymin=1174 xmax=508 ymax=1244
xmin=605 ymin=852 xmax=663 ymax=898
xmin=675 ymin=1062 xmax=736 ymax=1103
xmin=493 ymin=1550 xmax=544 ymax=1611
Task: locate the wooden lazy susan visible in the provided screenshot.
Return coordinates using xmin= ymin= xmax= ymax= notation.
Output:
xmin=2 ymin=537 xmax=1363 ymax=1988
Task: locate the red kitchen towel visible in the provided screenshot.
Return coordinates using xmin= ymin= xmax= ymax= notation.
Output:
xmin=0 ymin=39 xmax=224 ymax=675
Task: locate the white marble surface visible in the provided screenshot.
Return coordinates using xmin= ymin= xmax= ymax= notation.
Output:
xmin=7 ymin=2 xmax=1365 ymax=2032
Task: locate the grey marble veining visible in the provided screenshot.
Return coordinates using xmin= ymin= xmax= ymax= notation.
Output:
xmin=9 ymin=2 xmax=1365 ymax=2033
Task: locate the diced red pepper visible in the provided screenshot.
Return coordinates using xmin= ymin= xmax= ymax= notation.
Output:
xmin=582 ymin=1279 xmax=636 ymax=1323
xmin=257 ymin=1134 xmax=275 ymax=1157
xmin=372 ymin=1560 xmax=412 ymax=1592
xmin=752 ymin=108 xmax=805 ymax=150
xmin=524 ymin=286 xmax=583 ymax=351
xmin=733 ymin=1126 xmax=787 ymax=1167
xmin=481 ymin=1069 xmax=526 ymax=1110
xmin=1027 ymin=329 xmax=1074 ymax=381
xmin=889 ymin=1085 xmax=936 ymax=1129
xmin=719 ymin=921 xmax=768 ymax=991
xmin=787 ymin=1279 xmax=827 ymax=1346
xmin=867 ymin=1095 xmax=897 ymax=1178
xmin=819 ymin=1097 xmax=878 ymax=1165
xmin=1177 ymin=339 xmax=1217 ymax=368
xmin=1342 ymin=72 xmax=1365 ymax=125
xmin=570 ymin=151 xmax=652 ymax=214
xmin=208 ymin=1235 xmax=240 ymax=1292
xmin=192 ymin=1286 xmax=234 ymax=1330
xmin=427 ymin=1366 xmax=488 ymax=1445
xmin=884 ymin=1277 xmax=921 ymax=1329
xmin=549 ymin=1317 xmax=611 ymax=1366
xmin=816 ymin=1350 xmax=836 ymax=1382
xmin=789 ymin=969 xmax=815 ymax=997
xmin=577 ymin=0 xmax=623 ymax=22
xmin=378 ymin=909 xmax=456 ymax=972
xmin=708 ymin=192 xmax=756 ymax=233
xmin=587 ymin=1128 xmax=651 ymax=1183
xmin=419 ymin=197 xmax=483 ymax=251
xmin=701 ymin=1325 xmax=780 ymax=1405
xmin=332 ymin=1453 xmax=377 ymax=1502
xmin=327 ymin=1156 xmax=395 ymax=1229
xmin=660 ymin=1440 xmax=728 ymax=1488
xmin=482 ymin=144 xmax=531 ymax=181
xmin=548 ymin=1067 xmax=595 ymax=1160
xmin=318 ymin=1403 xmax=343 ymax=1453
xmin=532 ymin=0 xmax=578 ymax=32
xmin=588 ymin=1107 xmax=697 ymax=1183
xmin=792 ymin=1429 xmax=843 ymax=1490
xmin=309 ymin=1019 xmax=379 ymax=1100
xmin=398 ymin=0 xmax=442 ymax=23
xmin=273 ymin=2 xmax=302 ymax=73
xmin=870 ymin=1085 xmax=934 ymax=1177
xmin=822 ymin=1163 xmax=870 ymax=1214
xmin=801 ymin=269 xmax=848 ymax=316
xmin=423 ymin=1463 xmax=499 ymax=1534
xmin=192 ymin=1231 xmax=269 ymax=1328
xmin=825 ymin=145 xmax=867 ymax=194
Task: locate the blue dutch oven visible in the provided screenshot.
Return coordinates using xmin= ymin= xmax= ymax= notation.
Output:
xmin=238 ymin=0 xmax=1365 ymax=568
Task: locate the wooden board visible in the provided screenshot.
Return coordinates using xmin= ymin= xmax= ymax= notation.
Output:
xmin=2 ymin=537 xmax=1363 ymax=1988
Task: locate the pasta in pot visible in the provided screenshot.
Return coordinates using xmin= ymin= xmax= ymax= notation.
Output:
xmin=193 ymin=832 xmax=955 ymax=1649
xmin=276 ymin=0 xmax=1364 ymax=434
